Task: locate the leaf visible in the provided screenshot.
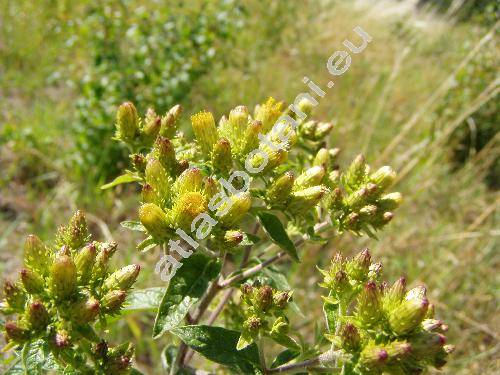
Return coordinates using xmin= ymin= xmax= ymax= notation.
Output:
xmin=323 ymin=299 xmax=338 ymax=332
xmin=271 ymin=349 xmax=300 ymax=368
xmin=268 ymin=332 xmax=300 ymax=351
xmin=124 ymin=287 xmax=164 ymax=312
xmin=137 ymin=236 xmax=157 ymax=252
xmin=22 ymin=340 xmax=60 ymax=373
xmin=237 ymin=329 xmax=254 ymax=350
xmin=257 ymin=212 xmax=299 ymax=262
xmin=172 ymin=325 xmax=262 ymax=374
xmin=100 ymin=172 xmax=142 ymax=190
xmin=240 ymin=232 xmax=261 ymax=247
xmin=121 ymin=221 xmax=146 ymax=232
xmin=153 ymin=253 xmax=221 ymax=338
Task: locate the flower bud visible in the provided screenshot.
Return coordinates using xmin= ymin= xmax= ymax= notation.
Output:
xmin=383 ymin=276 xmax=406 ymax=312
xmin=345 ymin=187 xmax=369 ymax=209
xmin=273 ymin=291 xmax=292 ymax=309
xmin=297 ymin=97 xmax=315 ymax=118
xmin=24 ymin=234 xmax=51 ymax=276
xmin=382 ymin=211 xmax=394 ymax=223
xmin=378 ymin=192 xmax=403 ymax=211
xmin=20 ymin=268 xmax=44 ymax=294
xmin=222 ymin=230 xmax=244 ymax=248
xmin=411 ymin=332 xmax=447 ymax=358
xmin=243 ymin=315 xmax=262 ymax=332
xmin=422 ymin=319 xmax=445 ymax=332
xmin=141 ymin=183 xmax=157 ymax=204
xmin=340 ymin=323 xmax=361 ymax=352
xmin=160 ymin=104 xmax=182 ymax=138
xmin=66 ymin=210 xmax=90 ymax=250
xmin=116 ymin=102 xmax=139 ymax=142
xmin=191 ymin=111 xmax=218 ymax=156
xmin=314 ymin=121 xmax=334 ymax=139
xmin=228 ymin=105 xmax=249 ymax=137
xmin=49 ymin=252 xmax=77 ymax=300
xmin=212 ymin=138 xmax=233 ymax=175
xmin=203 ymin=177 xmax=219 ymax=200
xmin=3 ymin=281 xmax=26 ymax=311
xmin=174 ymin=168 xmax=204 ymax=194
xmin=359 ymin=344 xmax=389 ymax=370
xmin=346 ymin=154 xmax=367 ymax=186
xmin=289 ymin=186 xmax=327 ymax=214
xmin=75 ymin=243 xmax=97 ymax=284
xmin=242 ymin=120 xmax=262 ymax=154
xmin=143 ymin=108 xmax=161 ymax=142
xmin=217 ymin=192 xmax=252 ymax=228
xmin=103 ymin=264 xmax=141 ymax=291
xmin=5 ymin=321 xmax=29 ymax=343
xmin=154 ymin=136 xmax=176 ymax=171
xmin=385 ymin=341 xmax=412 ymax=361
xmin=370 ymin=166 xmax=396 ymax=191
xmin=359 ymin=205 xmax=378 ymax=221
xmin=313 ymin=148 xmax=329 ymax=168
xmin=27 ymin=300 xmax=50 ymax=331
xmin=255 ymin=97 xmax=283 ymax=132
xmin=171 ymin=192 xmax=208 ymax=230
xmin=139 ymin=203 xmax=171 ymax=239
xmin=71 ymin=297 xmax=100 ymax=323
xmin=255 ymin=285 xmax=273 ymax=311
xmin=145 ymin=158 xmax=170 ymax=200
xmin=346 ymin=248 xmax=371 ymax=282
xmin=53 ymin=329 xmax=71 ymax=348
xmin=327 ymin=187 xmax=343 ymax=211
xmin=294 ymin=166 xmax=325 ymax=189
xmin=267 ymin=172 xmax=295 ymax=204
xmin=102 ymin=290 xmax=127 ymax=313
xmin=389 ymin=288 xmax=429 ymax=335
xmin=300 ymin=120 xmax=317 ymax=139
xmin=356 ymin=281 xmax=382 ymax=327
xmin=130 ymin=154 xmax=147 ymax=173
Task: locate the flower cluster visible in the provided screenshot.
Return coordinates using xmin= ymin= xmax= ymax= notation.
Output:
xmin=320 ymin=249 xmax=454 ymax=374
xmin=110 ymin=98 xmax=402 ymax=261
xmin=237 ymin=284 xmax=295 ymax=351
xmin=1 ymin=211 xmax=140 ymax=374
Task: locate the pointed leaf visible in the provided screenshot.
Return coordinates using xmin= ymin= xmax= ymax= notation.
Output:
xmin=271 ymin=349 xmax=300 ymax=368
xmin=257 ymin=212 xmax=299 ymax=262
xmin=100 ymin=172 xmax=142 ymax=190
xmin=172 ymin=325 xmax=262 ymax=374
xmin=153 ymin=254 xmax=221 ymax=338
xmin=124 ymin=287 xmax=164 ymax=312
xmin=121 ymin=221 xmax=146 ymax=232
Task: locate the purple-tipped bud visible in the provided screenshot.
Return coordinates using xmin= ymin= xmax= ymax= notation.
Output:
xmin=27 ymin=300 xmax=50 ymax=331
xmin=244 ymin=316 xmax=262 ymax=332
xmin=5 ymin=321 xmax=29 ymax=343
xmin=102 ymin=290 xmax=127 ymax=313
xmin=383 ymin=276 xmax=406 ymax=312
xmin=411 ymin=332 xmax=448 ymax=358
xmin=20 ymin=268 xmax=44 ymax=294
xmin=53 ymin=330 xmax=71 ymax=348
xmin=356 ymin=281 xmax=382 ymax=328
xmin=155 ymin=136 xmax=176 ymax=170
xmin=255 ymin=285 xmax=273 ymax=311
xmin=346 ymin=248 xmax=371 ymax=281
xmin=222 ymin=230 xmax=244 ymax=248
xmin=72 ymin=297 xmax=100 ymax=323
xmin=359 ymin=345 xmax=389 ymax=369
xmin=160 ymin=104 xmax=182 ymax=138
xmin=273 ymin=291 xmax=292 ymax=309
xmin=389 ymin=288 xmax=429 ymax=335
xmin=340 ymin=323 xmax=361 ymax=352
xmin=49 ymin=253 xmax=77 ymax=300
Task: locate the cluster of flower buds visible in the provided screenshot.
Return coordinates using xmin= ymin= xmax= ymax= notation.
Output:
xmin=325 ymin=154 xmax=403 ymax=236
xmin=237 ymin=283 xmax=295 ymax=351
xmin=321 ymin=249 xmax=453 ymax=374
xmin=110 ymin=99 xmax=401 ymax=256
xmin=1 ymin=211 xmax=140 ymax=374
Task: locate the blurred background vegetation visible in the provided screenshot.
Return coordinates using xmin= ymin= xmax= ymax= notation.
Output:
xmin=0 ymin=0 xmax=498 ymax=373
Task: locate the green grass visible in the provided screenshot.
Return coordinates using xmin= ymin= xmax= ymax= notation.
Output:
xmin=1 ymin=0 xmax=498 ymax=373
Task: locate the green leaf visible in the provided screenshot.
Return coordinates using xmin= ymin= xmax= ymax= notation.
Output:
xmin=100 ymin=172 xmax=142 ymax=190
xmin=257 ymin=212 xmax=299 ymax=262
xmin=240 ymin=232 xmax=261 ymax=247
xmin=323 ymin=299 xmax=338 ymax=332
xmin=172 ymin=325 xmax=262 ymax=374
xmin=237 ymin=329 xmax=255 ymax=350
xmin=137 ymin=236 xmax=157 ymax=252
xmin=268 ymin=332 xmax=300 ymax=351
xmin=22 ymin=340 xmax=60 ymax=374
xmin=125 ymin=287 xmax=164 ymax=312
xmin=271 ymin=349 xmax=300 ymax=368
xmin=121 ymin=221 xmax=146 ymax=232
xmin=153 ymin=253 xmax=221 ymax=338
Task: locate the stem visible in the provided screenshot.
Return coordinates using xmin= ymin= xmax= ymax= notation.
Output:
xmin=258 ymin=336 xmax=267 ymax=371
